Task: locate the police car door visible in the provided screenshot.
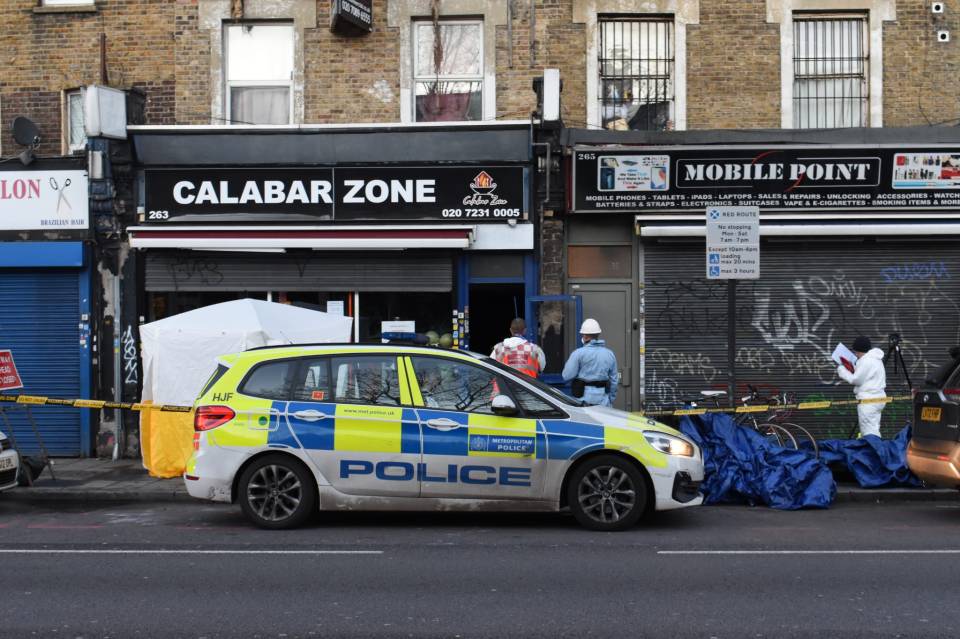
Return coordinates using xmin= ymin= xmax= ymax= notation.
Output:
xmin=406 ymin=355 xmax=545 ymax=501
xmin=286 ymin=354 xmax=420 ymax=498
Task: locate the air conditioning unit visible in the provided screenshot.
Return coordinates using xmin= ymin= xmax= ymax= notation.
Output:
xmin=83 ymin=85 xmax=128 ymax=140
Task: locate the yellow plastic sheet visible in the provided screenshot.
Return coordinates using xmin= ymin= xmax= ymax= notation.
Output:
xmin=140 ymin=400 xmax=195 ymax=479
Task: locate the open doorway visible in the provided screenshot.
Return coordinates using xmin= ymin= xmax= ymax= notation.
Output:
xmin=468 ymin=283 xmax=525 ymax=355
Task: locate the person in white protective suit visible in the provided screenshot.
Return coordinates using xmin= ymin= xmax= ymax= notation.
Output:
xmin=836 ymin=335 xmax=887 ymax=438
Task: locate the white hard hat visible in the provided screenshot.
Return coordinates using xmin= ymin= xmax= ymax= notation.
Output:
xmin=580 ymin=318 xmax=602 ymax=334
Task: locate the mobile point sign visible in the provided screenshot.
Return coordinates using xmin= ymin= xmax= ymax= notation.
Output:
xmin=572 ymin=146 xmax=960 ymax=212
xmin=0 ymin=350 xmax=23 ymax=391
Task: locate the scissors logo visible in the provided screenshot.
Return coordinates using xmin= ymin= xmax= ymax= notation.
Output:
xmin=50 ymin=177 xmax=73 ymax=215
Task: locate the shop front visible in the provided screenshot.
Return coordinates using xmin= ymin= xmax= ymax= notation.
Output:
xmin=568 ymin=128 xmax=960 ymax=438
xmin=0 ymin=160 xmax=93 ymax=455
xmin=127 ymin=123 xmax=536 ymax=356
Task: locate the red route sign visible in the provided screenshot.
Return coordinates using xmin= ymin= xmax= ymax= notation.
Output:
xmin=0 ymin=350 xmax=23 ymax=391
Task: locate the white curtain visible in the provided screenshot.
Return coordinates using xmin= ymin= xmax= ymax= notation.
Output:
xmin=230 ymin=87 xmax=290 ymax=125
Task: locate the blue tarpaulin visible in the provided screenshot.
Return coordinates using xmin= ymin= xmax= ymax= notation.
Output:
xmin=679 ymin=413 xmax=836 ymax=509
xmin=816 ymin=425 xmax=922 ymax=488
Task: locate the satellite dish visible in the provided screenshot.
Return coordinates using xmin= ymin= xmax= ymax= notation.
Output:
xmin=11 ymin=117 xmax=41 ymax=147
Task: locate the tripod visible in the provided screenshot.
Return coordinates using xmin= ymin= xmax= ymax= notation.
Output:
xmin=884 ymin=333 xmax=913 ymax=391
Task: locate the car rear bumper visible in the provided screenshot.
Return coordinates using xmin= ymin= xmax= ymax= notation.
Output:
xmin=183 ymin=447 xmax=244 ymax=503
xmin=907 ymin=438 xmax=960 ymax=489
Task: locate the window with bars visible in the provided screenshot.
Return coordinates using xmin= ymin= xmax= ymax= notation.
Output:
xmin=598 ymin=17 xmax=674 ymax=131
xmin=793 ymin=13 xmax=869 ymax=129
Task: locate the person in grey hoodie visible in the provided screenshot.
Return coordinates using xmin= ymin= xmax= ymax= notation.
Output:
xmin=837 ymin=335 xmax=887 ymax=438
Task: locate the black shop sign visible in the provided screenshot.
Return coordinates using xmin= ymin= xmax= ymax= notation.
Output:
xmin=330 ymin=0 xmax=372 ymax=34
xmin=143 ymin=166 xmax=527 ymax=223
xmin=572 ymin=146 xmax=960 ymax=213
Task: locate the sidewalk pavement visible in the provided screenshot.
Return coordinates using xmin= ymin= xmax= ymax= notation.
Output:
xmin=3 ymin=457 xmax=958 ymax=505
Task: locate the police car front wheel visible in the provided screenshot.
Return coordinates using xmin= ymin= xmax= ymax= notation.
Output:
xmin=238 ymin=454 xmax=317 ymax=529
xmin=567 ymin=455 xmax=648 ymax=532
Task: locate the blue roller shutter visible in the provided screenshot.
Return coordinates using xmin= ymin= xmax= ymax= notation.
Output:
xmin=0 ymin=269 xmax=85 ymax=456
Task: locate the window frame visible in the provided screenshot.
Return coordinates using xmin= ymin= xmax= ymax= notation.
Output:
xmin=596 ymin=15 xmax=676 ymax=132
xmin=63 ymin=88 xmax=87 ymax=155
xmin=409 ymin=355 xmax=508 ymax=415
xmin=411 ymin=18 xmax=485 ymax=123
xmin=791 ymin=11 xmax=869 ymax=129
xmin=237 ymin=358 xmax=300 ymax=401
xmin=223 ymin=21 xmax=295 ymax=126
xmin=41 ymin=0 xmax=94 ymax=5
xmin=329 ymin=354 xmax=405 ymax=408
xmin=290 ymin=357 xmax=333 ymax=403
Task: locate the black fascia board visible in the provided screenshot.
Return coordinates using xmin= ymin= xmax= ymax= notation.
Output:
xmin=130 ymin=124 xmax=533 ymax=167
xmin=563 ymin=125 xmax=960 ymax=148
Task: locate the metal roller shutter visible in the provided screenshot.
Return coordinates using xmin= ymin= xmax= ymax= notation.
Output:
xmin=643 ymin=242 xmax=730 ymax=416
xmin=145 ymin=252 xmax=454 ymax=292
xmin=0 ymin=270 xmax=82 ymax=455
xmin=644 ymin=238 xmax=960 ymax=439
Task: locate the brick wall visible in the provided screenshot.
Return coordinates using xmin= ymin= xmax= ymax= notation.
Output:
xmin=686 ymin=0 xmax=781 ymax=130
xmin=884 ymin=1 xmax=960 ymax=127
xmin=1 ymin=1 xmax=175 ymax=156
xmin=303 ymin=0 xmax=400 ymax=123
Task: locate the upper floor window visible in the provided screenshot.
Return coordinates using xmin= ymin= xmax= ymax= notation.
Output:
xmin=225 ymin=23 xmax=293 ymax=125
xmin=793 ymin=13 xmax=868 ymax=128
xmin=598 ymin=17 xmax=674 ymax=131
xmin=413 ymin=20 xmax=483 ymax=122
xmin=64 ymin=89 xmax=87 ymax=154
xmin=42 ymin=0 xmax=93 ymax=5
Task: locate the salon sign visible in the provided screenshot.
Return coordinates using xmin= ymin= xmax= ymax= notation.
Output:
xmin=0 ymin=170 xmax=89 ymax=230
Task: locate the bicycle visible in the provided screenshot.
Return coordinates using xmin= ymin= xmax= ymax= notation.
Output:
xmin=750 ymin=386 xmax=820 ymax=458
xmin=684 ymin=388 xmax=817 ymax=457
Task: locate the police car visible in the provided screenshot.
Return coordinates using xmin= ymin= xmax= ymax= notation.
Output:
xmin=185 ymin=344 xmax=703 ymax=531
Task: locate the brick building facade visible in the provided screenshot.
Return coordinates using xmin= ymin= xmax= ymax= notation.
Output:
xmin=4 ymin=1 xmax=957 ymax=151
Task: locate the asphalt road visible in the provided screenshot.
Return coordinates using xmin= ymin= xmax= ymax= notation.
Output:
xmin=0 ymin=499 xmax=958 ymax=638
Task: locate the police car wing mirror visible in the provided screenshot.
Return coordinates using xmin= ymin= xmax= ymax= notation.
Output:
xmin=491 ymin=395 xmax=518 ymax=417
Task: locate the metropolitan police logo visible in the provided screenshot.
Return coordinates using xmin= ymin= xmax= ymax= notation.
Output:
xmin=469 ymin=435 xmax=490 ymax=452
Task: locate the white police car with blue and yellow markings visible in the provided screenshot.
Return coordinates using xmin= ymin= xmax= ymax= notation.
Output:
xmin=185 ymin=344 xmax=703 ymax=531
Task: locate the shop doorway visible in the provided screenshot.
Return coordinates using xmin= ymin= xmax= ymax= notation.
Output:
xmin=568 ymin=282 xmax=635 ymax=412
xmin=468 ymin=283 xmax=525 ymax=355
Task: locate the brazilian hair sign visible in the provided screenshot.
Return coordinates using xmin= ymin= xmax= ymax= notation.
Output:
xmin=142 ymin=166 xmax=527 ymax=223
xmin=571 ymin=145 xmax=960 ymax=213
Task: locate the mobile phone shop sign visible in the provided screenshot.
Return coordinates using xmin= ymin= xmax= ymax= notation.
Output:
xmin=572 ymin=146 xmax=960 ymax=213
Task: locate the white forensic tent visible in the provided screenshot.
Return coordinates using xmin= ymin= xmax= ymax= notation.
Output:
xmin=140 ymin=298 xmax=354 ymax=407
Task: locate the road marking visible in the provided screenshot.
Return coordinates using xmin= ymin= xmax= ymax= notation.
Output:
xmin=0 ymin=549 xmax=383 ymax=555
xmin=658 ymin=550 xmax=960 ymax=555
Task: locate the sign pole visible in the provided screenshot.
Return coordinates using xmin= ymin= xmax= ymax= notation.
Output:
xmin=728 ymin=280 xmax=736 ymax=407
xmin=24 ymin=406 xmax=55 ymax=481
xmin=706 ymin=206 xmax=759 ymax=407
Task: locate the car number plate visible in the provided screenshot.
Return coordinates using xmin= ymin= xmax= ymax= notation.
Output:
xmin=0 ymin=456 xmax=13 ymax=471
xmin=921 ymin=406 xmax=942 ymax=422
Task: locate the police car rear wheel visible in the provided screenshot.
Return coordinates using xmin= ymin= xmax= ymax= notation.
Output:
xmin=568 ymin=455 xmax=647 ymax=532
xmin=239 ymin=455 xmax=317 ymax=530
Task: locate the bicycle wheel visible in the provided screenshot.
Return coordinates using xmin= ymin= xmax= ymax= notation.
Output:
xmin=757 ymin=423 xmax=799 ymax=450
xmin=777 ymin=422 xmax=819 ymax=458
